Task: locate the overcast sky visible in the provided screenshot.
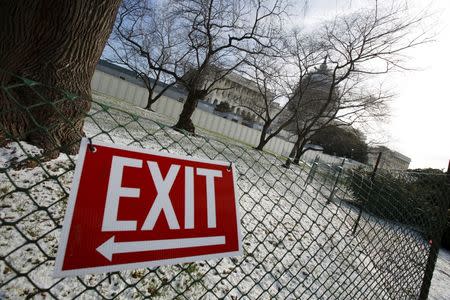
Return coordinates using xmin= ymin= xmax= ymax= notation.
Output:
xmin=295 ymin=0 xmax=449 ymax=170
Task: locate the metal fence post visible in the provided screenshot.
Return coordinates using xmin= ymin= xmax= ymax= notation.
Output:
xmin=419 ymin=242 xmax=440 ymax=300
xmin=327 ymin=158 xmax=345 ymax=205
xmin=418 ymin=159 xmax=450 ymax=300
xmin=305 ymin=155 xmax=320 ymax=186
xmin=352 ymin=152 xmax=382 ymax=235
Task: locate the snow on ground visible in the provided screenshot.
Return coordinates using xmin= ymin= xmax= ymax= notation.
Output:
xmin=0 ymin=96 xmax=446 ymax=299
xmin=429 ymin=248 xmax=450 ymax=300
xmin=351 ymin=209 xmax=430 ymax=298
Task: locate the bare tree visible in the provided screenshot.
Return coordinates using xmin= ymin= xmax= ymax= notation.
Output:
xmin=0 ymin=0 xmax=122 ymax=158
xmin=234 ymin=30 xmax=327 ymax=150
xmin=109 ymin=0 xmax=286 ymax=133
xmin=283 ymin=1 xmax=431 ymax=166
xmin=106 ymin=0 xmax=185 ymax=111
xmin=172 ymin=0 xmax=289 ymax=133
xmin=236 ymin=55 xmax=293 ymax=150
xmin=285 ymin=63 xmax=390 ymax=164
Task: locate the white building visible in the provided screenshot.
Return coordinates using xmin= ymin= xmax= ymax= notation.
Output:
xmin=367 ymin=146 xmax=411 ymax=170
xmin=201 ymin=71 xmax=277 ymax=123
xmin=205 ymin=73 xmax=262 ymax=122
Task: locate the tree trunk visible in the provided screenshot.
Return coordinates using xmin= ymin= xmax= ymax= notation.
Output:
xmin=283 ymin=137 xmax=301 ymax=168
xmin=145 ymin=92 xmax=155 ymax=111
xmin=255 ymin=123 xmax=270 ymax=151
xmin=293 ymin=138 xmax=307 ymax=164
xmin=174 ymin=89 xmax=207 ymax=133
xmin=0 ymin=0 xmax=121 ymax=157
xmin=257 ymin=116 xmax=294 ymax=153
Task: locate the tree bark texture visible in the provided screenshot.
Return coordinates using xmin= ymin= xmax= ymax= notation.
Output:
xmin=174 ymin=89 xmax=207 ymax=133
xmin=293 ymin=137 xmax=307 ymax=165
xmin=293 ymin=138 xmax=308 ymax=164
xmin=283 ymin=137 xmax=301 ymax=167
xmin=0 ymin=0 xmax=121 ymax=157
xmin=255 ymin=124 xmax=270 ymax=151
xmin=145 ymin=92 xmax=155 ymax=111
xmin=142 ymin=77 xmax=156 ymax=111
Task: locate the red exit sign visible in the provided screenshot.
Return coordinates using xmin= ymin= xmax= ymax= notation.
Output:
xmin=54 ymin=139 xmax=242 ymax=277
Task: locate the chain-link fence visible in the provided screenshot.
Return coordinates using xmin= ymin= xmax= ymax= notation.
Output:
xmin=1 ymin=72 xmax=449 ymax=299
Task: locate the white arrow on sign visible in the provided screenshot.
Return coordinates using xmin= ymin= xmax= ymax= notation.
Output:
xmin=96 ymin=235 xmax=226 ymax=261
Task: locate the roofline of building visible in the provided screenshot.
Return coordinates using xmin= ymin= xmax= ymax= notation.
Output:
xmin=369 ymin=146 xmax=411 ymax=163
xmin=96 ymin=59 xmax=187 ymax=99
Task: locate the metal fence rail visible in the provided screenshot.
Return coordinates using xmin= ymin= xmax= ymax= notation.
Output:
xmin=0 ymin=72 xmax=448 ymax=299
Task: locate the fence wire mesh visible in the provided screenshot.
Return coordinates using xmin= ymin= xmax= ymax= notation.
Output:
xmin=0 ymin=72 xmax=449 ymax=299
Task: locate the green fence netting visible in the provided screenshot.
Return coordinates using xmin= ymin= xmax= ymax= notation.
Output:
xmin=0 ymin=72 xmax=449 ymax=299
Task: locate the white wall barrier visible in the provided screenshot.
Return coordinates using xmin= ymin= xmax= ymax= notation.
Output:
xmin=91 ymin=69 xmax=367 ymax=169
xmin=91 ymin=69 xmax=295 ymax=156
